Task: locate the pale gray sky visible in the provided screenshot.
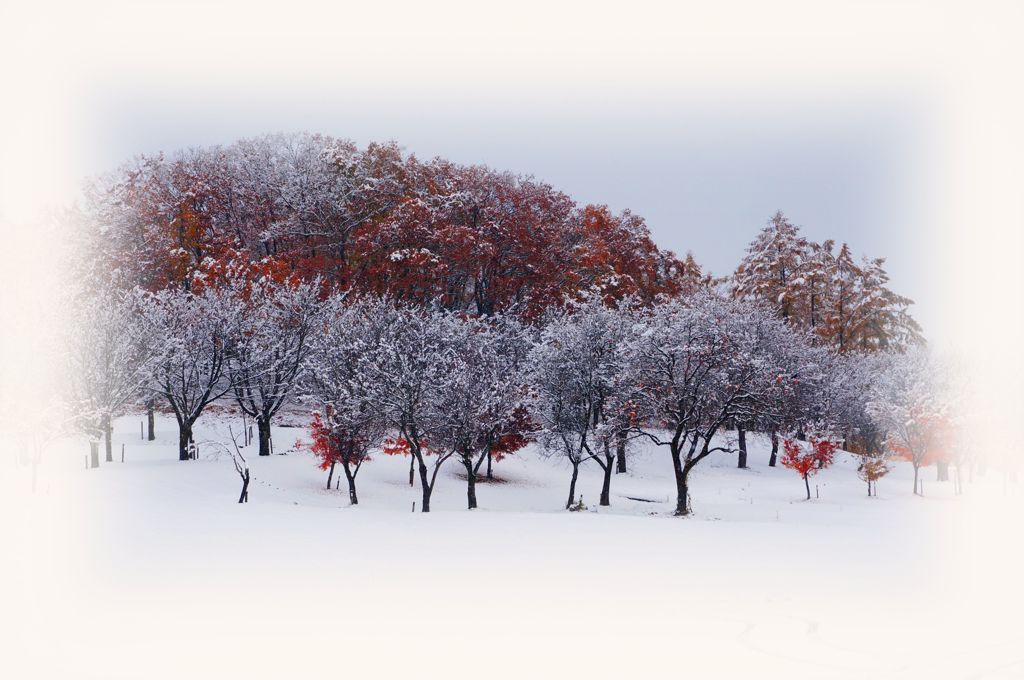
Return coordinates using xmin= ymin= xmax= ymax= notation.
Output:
xmin=82 ymin=81 xmax=937 ymax=332
xmin=2 ymin=0 xmax=1022 ymax=450
xmin=7 ymin=0 xmax=1019 ymax=351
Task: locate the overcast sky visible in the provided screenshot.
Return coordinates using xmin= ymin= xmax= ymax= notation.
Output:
xmin=86 ymin=80 xmax=931 ymax=278
xmin=74 ymin=79 xmax=938 ymax=342
xmin=4 ymin=0 xmax=1022 ymax=349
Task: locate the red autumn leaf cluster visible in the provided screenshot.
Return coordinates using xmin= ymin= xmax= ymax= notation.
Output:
xmin=382 ymin=436 xmax=434 ymax=457
xmin=781 ymin=437 xmax=838 ymax=478
xmin=88 ymin=137 xmax=711 ymax=317
xmin=305 ymin=411 xmax=372 ymax=470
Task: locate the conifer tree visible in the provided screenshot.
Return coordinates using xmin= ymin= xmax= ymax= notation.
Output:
xmin=733 ymin=211 xmax=809 ymax=323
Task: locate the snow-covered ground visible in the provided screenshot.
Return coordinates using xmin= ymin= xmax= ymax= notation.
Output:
xmin=3 ymin=411 xmax=1023 ymax=679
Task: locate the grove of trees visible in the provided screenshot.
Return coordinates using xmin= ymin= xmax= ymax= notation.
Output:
xmin=64 ymin=133 xmax=959 ymax=513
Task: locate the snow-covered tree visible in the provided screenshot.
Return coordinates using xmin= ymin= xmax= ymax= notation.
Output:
xmin=300 ymin=296 xmax=392 ymax=504
xmin=66 ymin=289 xmax=154 ymax=467
xmin=849 ymin=255 xmax=923 ymax=351
xmin=225 ymin=272 xmax=321 ymax=457
xmin=626 ymin=292 xmax=809 ymax=515
xmin=230 ymin=134 xmax=408 ymax=278
xmin=469 ymin=316 xmax=536 ymax=482
xmin=528 ymin=299 xmax=639 ymax=509
xmin=823 ymin=243 xmax=863 ymax=351
xmin=740 ymin=325 xmax=832 ymax=467
xmin=781 ymin=436 xmax=838 ymax=500
xmin=427 ymin=314 xmax=531 ymax=509
xmin=140 ymin=285 xmax=239 ymax=461
xmin=733 ymin=213 xmax=923 ymax=352
xmin=362 ymin=303 xmax=469 ymax=512
xmin=867 ymin=348 xmax=948 ymax=495
xmin=826 ymin=350 xmax=886 ymax=454
xmin=857 ymin=454 xmax=891 ymax=497
xmin=733 ymin=211 xmax=810 ymax=324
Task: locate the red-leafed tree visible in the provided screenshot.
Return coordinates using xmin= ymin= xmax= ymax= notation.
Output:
xmin=781 ymin=437 xmax=838 ymax=500
xmin=885 ymin=417 xmax=952 ymax=491
xmin=84 ymin=135 xmax=703 ymax=322
xmin=301 ymin=295 xmax=390 ymax=502
xmin=382 ymin=435 xmax=436 ymax=490
xmin=868 ymin=348 xmax=947 ymax=495
xmin=572 ymin=205 xmax=675 ymax=304
xmin=473 ymin=406 xmax=534 ymax=480
xmin=306 ymin=411 xmax=374 ymax=504
xmin=857 ymin=454 xmax=890 ymax=497
xmin=348 ymin=161 xmax=578 ymax=318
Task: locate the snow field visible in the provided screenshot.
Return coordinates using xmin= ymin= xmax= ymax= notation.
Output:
xmin=3 ymin=411 xmax=1022 ymax=679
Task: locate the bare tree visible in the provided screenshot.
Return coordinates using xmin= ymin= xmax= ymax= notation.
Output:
xmin=228 ymin=425 xmax=250 ymax=503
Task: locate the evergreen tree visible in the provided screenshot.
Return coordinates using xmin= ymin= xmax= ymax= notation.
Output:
xmin=733 ymin=211 xmax=809 ymax=323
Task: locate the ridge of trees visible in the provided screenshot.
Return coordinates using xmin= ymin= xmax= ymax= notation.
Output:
xmin=80 ymin=133 xmax=710 ymax=317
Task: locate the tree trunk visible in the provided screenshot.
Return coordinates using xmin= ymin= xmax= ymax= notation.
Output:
xmin=737 ymin=426 xmax=748 ymax=468
xmin=913 ymin=464 xmax=920 ymax=495
xmin=342 ymin=461 xmax=358 ymax=505
xmin=409 ymin=455 xmax=415 ymax=486
xmin=103 ymin=415 xmax=113 ymax=463
xmin=146 ymin=400 xmax=155 ymax=441
xmin=463 ymin=457 xmax=478 ymax=510
xmin=670 ymin=445 xmax=690 ymax=516
xmin=804 ymin=473 xmax=811 ymax=500
xmin=615 ymin=429 xmax=627 ymax=473
xmin=936 ymin=459 xmax=950 ymax=482
xmin=566 ymin=461 xmax=580 ymax=509
xmin=474 ymin=445 xmax=494 ymax=478
xmin=769 ymin=430 xmax=779 ymax=467
xmin=599 ymin=454 xmax=613 ymax=506
xmin=256 ymin=416 xmax=271 ymax=457
xmin=178 ymin=421 xmax=194 ymax=461
xmin=417 ymin=459 xmax=432 ymax=512
xmin=238 ymin=469 xmax=249 ymax=503
xmin=326 ymin=461 xmax=336 ymax=490
xmin=89 ymin=440 xmax=100 ymax=469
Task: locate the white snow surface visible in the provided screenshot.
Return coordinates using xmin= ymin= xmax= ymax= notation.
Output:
xmin=3 ymin=410 xmax=1022 ymax=679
